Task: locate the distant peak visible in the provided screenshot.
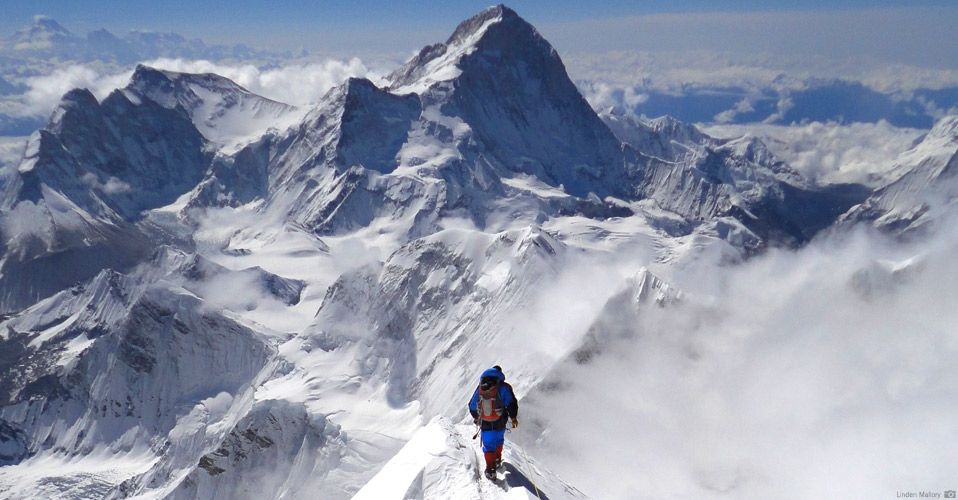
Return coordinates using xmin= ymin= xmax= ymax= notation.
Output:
xmin=87 ymin=28 xmax=121 ymax=41
xmin=29 ymin=15 xmax=71 ymax=34
xmin=33 ymin=14 xmax=57 ymax=25
xmin=648 ymin=115 xmax=707 ymax=142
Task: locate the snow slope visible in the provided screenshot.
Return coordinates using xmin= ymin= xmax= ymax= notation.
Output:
xmin=840 ymin=114 xmax=958 ymax=235
xmin=354 ymin=417 xmax=589 ymax=500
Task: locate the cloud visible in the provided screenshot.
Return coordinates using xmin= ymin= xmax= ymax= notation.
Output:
xmin=763 ymin=96 xmax=794 ymax=124
xmin=20 ymin=65 xmax=134 ymax=117
xmin=519 ymin=214 xmax=958 ymax=499
xmin=142 ymin=57 xmax=379 ymax=106
xmin=192 ymin=267 xmax=280 ymax=314
xmin=703 ymin=120 xmax=925 ymax=186
xmin=714 ymin=98 xmax=756 ymax=124
xmin=80 ymin=172 xmax=132 ymax=195
xmin=0 ymin=136 xmax=27 ymax=167
xmin=2 ymin=57 xmax=379 ymax=125
xmin=577 ymin=81 xmax=618 ymax=111
xmin=562 ymin=49 xmax=958 ymax=125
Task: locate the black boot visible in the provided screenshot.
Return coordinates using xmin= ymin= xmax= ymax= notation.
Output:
xmin=484 ymin=467 xmax=497 ymax=480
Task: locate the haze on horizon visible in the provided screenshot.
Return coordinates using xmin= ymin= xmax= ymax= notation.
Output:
xmin=1 ymin=1 xmax=956 ymax=71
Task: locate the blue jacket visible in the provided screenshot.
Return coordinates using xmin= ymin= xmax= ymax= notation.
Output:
xmin=468 ymin=367 xmax=518 ymax=431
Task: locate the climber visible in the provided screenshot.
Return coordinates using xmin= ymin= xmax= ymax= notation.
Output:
xmin=468 ymin=365 xmax=518 ymax=481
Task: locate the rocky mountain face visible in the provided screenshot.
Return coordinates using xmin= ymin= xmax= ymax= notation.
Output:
xmin=0 ymin=76 xmax=211 ymax=312
xmin=390 ymin=6 xmax=627 ymax=200
xmin=0 ymin=264 xmax=277 ymax=497
xmin=0 ymin=4 xmax=953 ymax=500
xmin=0 ymin=62 xmax=306 ymax=312
xmin=603 ymin=108 xmax=872 ymax=248
xmin=17 ymin=86 xmax=209 ymax=219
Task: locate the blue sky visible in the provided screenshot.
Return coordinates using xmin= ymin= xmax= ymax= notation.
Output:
xmin=2 ymin=1 xmax=953 ymax=40
xmin=2 ymin=1 xmax=956 ymax=69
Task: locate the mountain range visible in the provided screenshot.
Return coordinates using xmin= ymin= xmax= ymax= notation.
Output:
xmin=0 ymin=15 xmax=282 ymax=68
xmin=0 ymin=5 xmax=956 ymax=499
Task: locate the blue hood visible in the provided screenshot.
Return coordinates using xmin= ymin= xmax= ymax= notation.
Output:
xmin=480 ymin=367 xmax=505 ymax=383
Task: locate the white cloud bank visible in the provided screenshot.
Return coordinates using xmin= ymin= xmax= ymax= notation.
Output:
xmin=0 ymin=136 xmax=27 ymax=167
xmin=142 ymin=57 xmax=378 ymax=106
xmin=521 ymin=218 xmax=958 ymax=500
xmin=2 ymin=64 xmax=134 ymax=118
xmin=2 ymin=57 xmax=379 ymax=122
xmin=565 ymin=49 xmax=958 ymax=119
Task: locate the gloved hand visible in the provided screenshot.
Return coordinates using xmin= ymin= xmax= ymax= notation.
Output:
xmin=511 ymin=418 xmax=518 ymax=429
xmin=473 ymin=417 xmax=479 ymax=426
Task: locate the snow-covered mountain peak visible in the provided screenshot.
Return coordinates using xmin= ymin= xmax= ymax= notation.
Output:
xmin=716 ymin=134 xmax=806 ymax=186
xmin=628 ymin=267 xmax=681 ymax=307
xmin=124 ymin=65 xmax=300 ymax=151
xmin=647 ymin=114 xmax=708 ymax=144
xmin=446 ymin=4 xmax=519 ymax=43
xmin=340 ymin=76 xmax=397 ymax=112
xmin=389 ymin=6 xmax=627 ymax=200
xmin=0 ymin=73 xmax=211 ymax=271
xmin=6 ymin=15 xmax=76 ymax=49
xmin=30 ymin=15 xmax=72 ymax=33
xmin=441 ymin=4 xmax=531 ymax=55
xmin=387 ymin=4 xmax=547 ymax=95
xmin=386 ymin=6 xmax=505 ymax=95
xmin=884 ymin=114 xmax=958 ymax=181
xmin=599 ymin=109 xmax=714 ymax=163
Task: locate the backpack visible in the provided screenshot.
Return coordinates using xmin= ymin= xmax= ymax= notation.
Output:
xmin=478 ymin=376 xmax=504 ymax=422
